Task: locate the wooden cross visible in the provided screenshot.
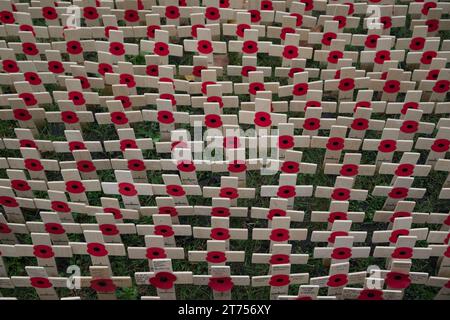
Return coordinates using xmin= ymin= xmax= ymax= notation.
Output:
xmin=203 ymin=176 xmax=256 ymax=205
xmin=228 ymin=28 xmax=271 ymax=58
xmin=373 ymin=235 xmax=432 ymax=266
xmin=0 ymin=212 xmax=28 ymax=244
xmin=193 ymin=216 xmax=247 ymax=250
xmin=0 ymin=98 xmax=45 ymax=134
xmin=419 ymin=68 xmax=450 ymax=102
xmin=378 ymin=152 xmax=432 ymax=183
xmin=223 ymin=11 xmax=265 ymax=39
xmin=269 ymin=33 xmax=313 ymax=67
xmin=46 ymin=100 xmax=95 ymax=131
xmin=251 ymin=197 xmax=305 ymax=226
xmin=385 ymin=109 xmax=435 ymax=140
xmin=369 ymin=68 xmax=416 ymax=102
xmin=372 ymin=217 xmax=429 ymax=248
xmin=96 ymin=100 xmax=143 ymax=129
xmin=188 ymin=239 xmax=245 ymax=268
xmin=141 ymin=29 xmax=183 ymax=65
xmin=7 ymin=147 xmax=59 ymax=181
xmin=278 ymin=71 xmax=323 ymax=101
xmin=53 ymin=129 xmax=104 ymax=154
xmin=95 ymin=30 xmax=139 ymax=62
xmin=184 ymin=27 xmax=227 ymax=64
xmin=53 ymin=78 xmax=100 ymax=111
xmin=311 ymin=220 xmax=368 ymax=247
xmin=0 ymin=169 xmax=47 ymax=199
xmin=324 ymin=153 xmax=376 ymax=178
xmin=252 ymin=243 xmax=308 ymax=268
xmin=378 ymin=260 xmax=429 ymax=294
xmin=103 ymin=128 xmax=154 ymax=154
xmin=34 ymin=190 xmax=87 ymax=223
xmin=0 ymin=243 xmax=16 ymax=276
xmin=80 ymin=212 xmax=137 ymax=243
xmin=342 ymin=278 xmax=403 ymax=300
xmin=59 ymin=149 xmax=111 ymax=181
xmin=313 ymin=236 xmax=371 ymax=264
xmin=177 ymin=12 xmax=221 ymax=40
xmin=338 ymin=90 xmax=387 ymax=114
xmin=308 ymin=20 xmax=351 ymax=49
xmin=194 ymin=197 xmax=248 ymax=219
xmin=427 ymin=276 xmax=450 ymax=300
xmin=315 ymin=176 xmax=368 ymax=202
xmin=318 ymin=3 xmax=361 ymax=31
xmin=2 ymin=128 xmax=53 ymax=153
xmin=289 ymin=107 xmax=335 ymax=137
xmin=151 ymin=173 xmax=202 ymax=205
xmin=311 ymin=200 xmax=366 ymax=225
xmin=86 ymin=197 xmax=140 ymax=222
xmin=373 ymin=200 xmax=430 ymax=225
xmin=141 ymin=195 xmax=194 ymax=224
xmin=415 ymin=126 xmax=450 ymax=167
xmin=0 ymin=186 xmax=35 ymax=223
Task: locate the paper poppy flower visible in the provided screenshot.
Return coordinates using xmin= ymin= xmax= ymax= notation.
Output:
xmin=269 ymin=254 xmax=290 ymax=265
xmin=165 ymin=5 xmax=180 ymax=19
xmin=19 ymin=139 xmax=37 ymax=149
xmin=210 ymin=227 xmax=230 ymax=240
xmin=277 ymin=185 xmax=296 ymax=199
xmin=331 ymin=247 xmax=352 ymax=260
xmin=83 ymin=6 xmax=99 ymax=20
xmin=281 ymin=161 xmax=299 ymax=174
xmin=288 ymin=67 xmax=304 ymax=79
xmin=425 ymin=19 xmax=439 ymax=32
xmin=206 ymin=251 xmax=227 ymax=263
xmin=99 ymin=224 xmax=119 ymax=236
xmin=383 ymin=79 xmax=401 ymax=94
xmin=2 ymin=59 xmax=19 ymax=73
xmin=24 ymin=159 xmax=44 ymax=172
xmin=149 ymin=272 xmax=177 ymax=290
xmin=331 ymin=188 xmax=351 ymax=201
xmin=13 ymin=108 xmax=32 ymax=122
xmin=337 ymin=78 xmax=355 ymax=91
xmin=303 ymin=118 xmax=320 ymax=131
xmin=76 ymin=160 xmax=96 ymax=173
xmin=156 ymin=110 xmax=175 ymax=125
xmin=327 ymin=50 xmax=343 ymax=64
xmin=42 ymin=6 xmax=57 ymax=20
xmin=391 ymin=247 xmax=413 ymax=259
xmin=431 ymin=139 xmax=450 ymax=153
xmin=339 ymin=164 xmax=358 ymax=178
xmin=98 ymin=63 xmax=113 ymax=76
xmin=223 ymin=136 xmax=240 ymax=149
xmin=23 ymin=72 xmax=42 ymax=86
xmin=0 ymin=10 xmax=15 ymax=23
xmin=30 ymin=277 xmax=52 ymax=289
xmin=236 ymin=23 xmax=251 ymax=37
xmin=380 ymin=16 xmax=392 ymax=29
xmin=118 ymin=182 xmax=137 ymax=197
xmin=65 ymin=180 xmax=86 ymax=194
xmin=326 ymin=137 xmax=345 ymax=151
xmin=104 ymin=26 xmax=118 ymax=38
xmin=68 ymin=91 xmax=86 ymax=106
xmin=190 ymin=24 xmax=204 ymax=38
xmin=277 ymin=135 xmax=294 ymax=150
xmin=389 ymin=229 xmax=410 ymax=244
xmin=176 ymin=160 xmax=196 ymax=173
xmin=260 ymin=0 xmax=273 ymax=10
xmin=374 ymin=50 xmax=390 ymax=64
xmin=201 ymin=81 xmax=216 ymax=95
xmin=326 ymin=274 xmax=348 ymax=288
xmin=389 ymin=211 xmax=411 ymax=223
xmin=388 ymin=187 xmax=409 ymax=199
xmin=69 ymin=141 xmax=86 ymax=151
xmin=65 ymin=40 xmax=82 ymax=55
xmin=293 ymin=83 xmax=309 ymax=96
xmin=420 ymin=50 xmax=437 ymax=65
xmin=22 ymin=43 xmax=39 ymax=57
xmin=153 ymin=42 xmax=169 ymax=56
xmin=119 ymin=139 xmax=138 ymax=152
xmin=104 ymin=207 xmax=123 ymax=220
xmin=206 ymin=96 xmax=223 ymax=109
xmin=110 ymin=111 xmax=129 ymax=125
xmin=125 ymin=159 xmax=145 ymax=172
xmin=219 ymin=0 xmax=230 ymax=8
xmin=219 ymin=187 xmax=239 ymax=199
xmin=11 ymin=179 xmax=31 ymax=191
xmin=18 ymin=92 xmax=38 ymax=106
xmin=394 ymin=163 xmax=415 ymax=177
xmin=426 ymin=69 xmax=440 ymax=80
xmin=227 ymin=161 xmax=247 ymax=173
xmin=400 ymin=120 xmax=419 ymax=134
xmin=328 ymin=212 xmax=348 ymax=223
xmin=364 ymin=34 xmax=380 ymax=49
xmin=0 ymin=196 xmax=18 ymax=208
xmin=119 ymin=73 xmax=136 ymax=88
xmin=154 ymin=225 xmax=175 ymax=238
xmin=74 ymin=76 xmax=90 ymax=89
xmin=248 ymin=82 xmax=265 ymax=96
xmin=266 ymin=209 xmax=287 ymax=220
xmin=192 ymin=65 xmax=206 ymax=77
xmin=61 ymin=111 xmax=79 ymax=124
xmin=209 ymin=277 xmax=234 ymax=292
xmin=353 ymin=101 xmax=371 ymax=112
xmin=239 ymin=66 xmax=257 ymax=79
xmin=349 ymin=118 xmax=369 ymax=131
xmin=86 ymin=242 xmax=109 ymax=257
xmin=197 ymin=40 xmax=213 ymax=54
xmin=205 ymin=7 xmax=220 ymax=20
xmin=33 ymin=245 xmax=55 ymax=259
xmin=280 ymin=27 xmax=295 ymax=41
xmin=166 ymin=185 xmax=186 ymax=197
xmin=211 ymin=207 xmax=231 ymax=217
xmin=158 ymin=206 xmax=178 ymax=217
xmin=385 ymin=272 xmax=411 ymax=289
xmin=0 ymin=223 xmax=12 ymax=234
xmin=242 ymin=40 xmax=258 ymax=54
xmin=253 ymin=111 xmax=272 ymax=127
xmin=287 ymin=12 xmax=302 ymax=26
xmin=124 ymin=9 xmax=139 ymax=22
xmin=378 ymin=139 xmax=397 ymax=153
xmin=145 ymin=247 xmax=167 ymax=260
xmin=90 ymin=279 xmax=116 ymax=293
xmin=205 ymin=114 xmax=223 ymax=128
xmin=409 ymin=37 xmax=425 ymax=51
xmin=328 ymin=231 xmax=349 ymax=244
xmin=444 ymin=215 xmax=450 ymax=226
xmin=143 ymin=65 xmax=158 ymax=78
xmin=51 ymin=201 xmax=70 ymax=213
xmin=146 ymin=25 xmax=161 ymax=38
xmin=322 ymin=32 xmax=337 ymax=46
xmin=109 ymin=42 xmax=125 ymax=56
xmin=270 ymin=228 xmax=290 ymax=242
xmin=358 ymin=289 xmax=384 ymax=300
xmin=269 ymin=274 xmax=290 ymax=287
xmin=282 ymin=45 xmax=299 ymax=59
xmin=333 ymin=15 xmax=347 ymax=29
xmin=113 ymin=96 xmax=131 ymax=109
xmin=44 ymin=222 xmax=66 ymax=235
xmin=433 ymin=80 xmax=450 ymax=93
xmin=444 ymin=247 xmax=450 ymax=258
xmin=422 ymin=1 xmax=437 ymax=15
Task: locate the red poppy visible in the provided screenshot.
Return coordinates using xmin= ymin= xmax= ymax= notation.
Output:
xmin=24 ymin=159 xmax=44 ymax=172
xmin=236 ymin=23 xmax=251 ymax=37
xmin=201 ymin=81 xmax=216 ymax=95
xmin=2 ymin=59 xmax=19 ymax=73
xmin=74 ymin=76 xmax=90 ymax=89
xmin=269 ymin=274 xmax=290 ymax=287
xmin=83 ymin=6 xmax=99 ymax=20
xmin=385 ymin=272 xmax=411 ymax=289
xmin=227 ymin=161 xmax=247 ymax=173
xmin=288 ymin=67 xmax=304 ymax=79
xmin=265 ymin=209 xmax=287 ymax=222
xmin=175 ymin=160 xmax=195 ymax=173
xmin=61 ymin=111 xmax=79 ymax=124
xmin=331 ymin=188 xmax=351 ymax=201
xmin=154 ymin=225 xmax=175 ymax=238
xmin=389 ymin=229 xmax=410 ymax=244
xmin=337 ymin=78 xmax=355 ymax=91
xmin=422 ymin=2 xmax=437 ymax=15
xmin=280 ymin=161 xmax=299 ymax=174
xmin=44 ymin=222 xmax=66 ymax=235
xmin=380 ymin=16 xmax=392 ymax=29
xmin=219 ymin=187 xmax=239 ymax=199
xmin=326 ymin=137 xmax=345 ymax=151
xmin=331 ymin=247 xmax=352 ymax=260
xmin=393 ymin=164 xmax=414 ymax=178
xmin=22 ymin=43 xmax=39 ymax=57
xmin=124 ymin=9 xmax=139 ymax=22
xmin=400 ymin=120 xmax=419 ymax=134
xmin=333 ymin=15 xmax=347 ymax=29
xmin=219 ymin=0 xmax=230 ymax=8
xmin=391 ymin=247 xmax=413 ymax=259
xmin=188 ymin=24 xmax=204 ymax=38
xmin=104 ymin=207 xmax=123 ymax=220
xmin=443 ymin=215 xmax=450 ymax=226
xmin=11 ymin=179 xmax=31 ymax=191
xmin=296 ymin=296 xmax=313 ymax=300
xmin=210 ymin=227 xmax=230 ymax=240
xmin=0 ymin=10 xmax=15 ymax=23
xmin=253 ymin=111 xmax=272 ymax=127
xmin=0 ymin=196 xmax=18 ymax=208
xmin=86 ymin=242 xmax=109 ymax=257
xmin=389 ymin=211 xmax=411 ymax=223
xmin=426 ymin=69 xmax=440 ymax=80
xmin=383 ymin=79 xmax=401 ymax=94
xmin=205 ymin=7 xmax=220 ymax=21
xmin=192 ymin=65 xmax=206 ymax=77
xmin=338 ymin=164 xmax=358 ymax=178
xmin=260 ymin=0 xmax=273 ymax=10
xmin=109 ymin=42 xmax=125 ymax=56
xmin=19 ymin=139 xmax=37 ymax=149
xmin=0 ymin=223 xmax=12 ymax=234
xmin=275 ymin=135 xmax=294 ymax=150
xmin=144 ymin=65 xmax=158 ymax=77
xmin=69 ymin=141 xmax=86 ymax=151
xmin=98 ymin=63 xmax=113 ymax=76
xmin=197 ymin=40 xmax=213 ymax=54
xmin=358 ymin=289 xmax=384 ymax=300
xmin=327 ymin=50 xmax=343 ymax=64
xmin=30 ymin=277 xmax=52 ymax=289
xmin=282 ymin=45 xmax=299 ymax=59
xmin=293 ymin=83 xmax=309 ymax=96
xmin=248 ymin=82 xmax=266 ymax=95
xmin=388 ymin=187 xmax=409 ymax=199
xmin=322 ymin=32 xmax=337 ymax=46
xmin=19 ymin=92 xmax=38 ymax=106
xmin=364 ymin=34 xmax=380 ymax=49
xmin=111 ymin=111 xmax=129 ymax=125
xmin=431 ymin=139 xmax=450 ymax=153
xmin=42 ymin=6 xmax=58 ymax=20
xmin=209 ymin=277 xmax=234 ymax=292
xmin=433 ymin=80 xmax=450 ymax=93
xmin=146 ymin=25 xmax=161 ymax=39
xmin=104 ymin=26 xmax=118 ymax=38
xmin=206 ymin=251 xmax=227 ymax=263
xmin=65 ymin=40 xmax=82 ymax=55
xmin=23 ymin=72 xmax=42 ymax=86
xmin=13 ymin=109 xmax=32 ymax=121
xmin=223 ymin=136 xmax=240 ymax=149
xmin=165 ymin=5 xmax=180 ymax=19
xmin=68 ymin=91 xmax=86 ymax=106
xmin=211 ymin=207 xmax=231 ymax=217
xmin=328 ymin=231 xmax=349 ymax=244
xmin=152 ymin=42 xmax=169 ymax=56
xmin=290 ymin=13 xmax=303 ymax=26
xmin=270 ymin=228 xmax=290 ymax=242
xmin=206 ymin=96 xmax=224 ymax=109
xmin=33 ymin=244 xmax=55 ymax=259
xmin=145 ymin=247 xmax=167 ymax=260
xmin=98 ymin=224 xmax=119 ymax=236
xmin=165 ymin=185 xmax=185 ymax=197
xmin=90 ymin=279 xmax=116 ymax=293
xmin=118 ymin=182 xmax=137 ymax=197
xmin=65 ymin=180 xmax=86 ymax=194
xmin=326 ymin=274 xmax=348 ymax=287
xmin=420 ymin=50 xmax=437 ymax=65
xmin=124 ymin=159 xmax=145 ymax=172
xmin=242 ymin=40 xmax=258 ymax=54
xmin=378 ymin=139 xmax=397 ymax=153
xmin=444 ymin=247 xmax=450 ymax=258
xmin=276 ymin=185 xmax=296 ymax=199
xmin=374 ymin=50 xmax=391 ymax=64
xmin=158 ymin=206 xmax=178 ymax=217
xmin=76 ymin=160 xmax=96 ymax=173
xmin=303 ymin=118 xmax=320 ymax=130
xmin=155 ymin=110 xmax=175 ymax=125
xmin=269 ymin=254 xmax=290 ymax=265
xmin=328 ymin=212 xmax=348 ymax=223
xmin=51 ymin=201 xmax=70 ymax=213
xmin=409 ymin=37 xmax=425 ymax=51
xmin=119 ymin=73 xmax=136 ymax=88
xmin=426 ymin=19 xmax=439 ymax=32
xmin=205 ymin=114 xmax=223 ymax=128
xmin=149 ymin=272 xmax=177 ymax=289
